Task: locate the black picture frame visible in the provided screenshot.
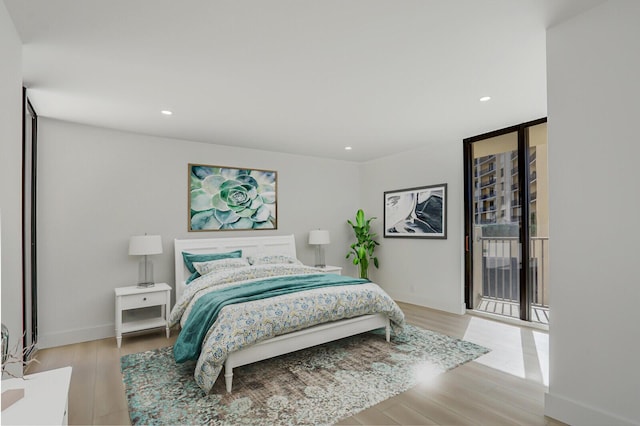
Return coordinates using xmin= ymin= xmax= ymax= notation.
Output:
xmin=384 ymin=183 xmax=447 ymax=239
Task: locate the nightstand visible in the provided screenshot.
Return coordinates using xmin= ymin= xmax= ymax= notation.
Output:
xmin=114 ymin=283 xmax=171 ymax=348
xmin=315 ymin=265 xmax=342 ymax=275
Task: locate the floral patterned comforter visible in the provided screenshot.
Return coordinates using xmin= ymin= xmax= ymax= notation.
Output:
xmin=168 ymin=264 xmax=405 ymax=393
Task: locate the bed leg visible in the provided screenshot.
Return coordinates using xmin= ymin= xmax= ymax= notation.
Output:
xmin=385 ymin=318 xmax=391 ymax=342
xmin=224 ymin=367 xmax=233 ymax=393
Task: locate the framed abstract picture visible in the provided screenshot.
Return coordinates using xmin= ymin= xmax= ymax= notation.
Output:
xmin=188 ymin=164 xmax=277 ymax=231
xmin=384 ymin=183 xmax=447 ymax=239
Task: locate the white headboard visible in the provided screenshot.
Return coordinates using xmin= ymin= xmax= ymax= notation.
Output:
xmin=174 ymin=234 xmax=297 ymax=301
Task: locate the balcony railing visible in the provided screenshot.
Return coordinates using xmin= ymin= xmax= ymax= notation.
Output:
xmin=480 ymin=177 xmax=496 ymax=188
xmin=479 ymin=164 xmax=496 ymax=176
xmin=477 ymin=154 xmax=496 ymax=165
xmin=477 ymin=236 xmax=549 ymax=310
xmin=477 ymin=205 xmax=496 ymax=213
xmin=477 ymin=219 xmax=497 ymax=224
xmin=480 ymin=192 xmax=496 ymax=200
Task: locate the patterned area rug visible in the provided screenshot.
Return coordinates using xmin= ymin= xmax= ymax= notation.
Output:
xmin=120 ymin=324 xmax=489 ymax=425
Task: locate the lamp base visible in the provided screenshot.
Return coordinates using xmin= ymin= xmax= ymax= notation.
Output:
xmin=314 ymin=245 xmax=326 ymax=268
xmin=137 ymin=257 xmax=155 ymax=287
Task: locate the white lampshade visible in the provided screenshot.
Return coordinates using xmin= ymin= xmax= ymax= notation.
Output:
xmin=308 ymin=230 xmax=330 ymax=245
xmin=128 ymin=235 xmax=163 ymax=255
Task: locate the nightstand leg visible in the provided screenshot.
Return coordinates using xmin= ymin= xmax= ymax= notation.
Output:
xmin=115 ymin=296 xmax=122 ymax=348
xmin=164 ymin=295 xmax=170 ymax=338
xmin=385 ymin=318 xmax=390 ymax=342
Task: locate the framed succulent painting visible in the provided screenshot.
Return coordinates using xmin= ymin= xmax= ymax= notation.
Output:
xmin=188 ymin=164 xmax=277 ymax=231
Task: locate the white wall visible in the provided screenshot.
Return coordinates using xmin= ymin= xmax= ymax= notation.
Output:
xmin=36 ymin=118 xmax=362 ymax=347
xmin=545 ymin=1 xmax=640 ymax=425
xmin=360 ymin=138 xmax=465 ymax=314
xmin=0 ymin=1 xmax=23 ymax=377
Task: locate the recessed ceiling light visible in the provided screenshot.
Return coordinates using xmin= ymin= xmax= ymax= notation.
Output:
xmin=479 ymin=96 xmax=491 ymax=102
xmin=345 ymin=146 xmax=352 ymax=150
xmin=161 ymin=110 xmax=173 ymax=115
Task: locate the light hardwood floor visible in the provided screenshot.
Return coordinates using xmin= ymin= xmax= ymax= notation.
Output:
xmin=27 ymin=302 xmax=564 ymax=425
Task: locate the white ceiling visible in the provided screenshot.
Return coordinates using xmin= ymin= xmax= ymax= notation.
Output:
xmin=5 ymin=0 xmax=604 ymax=162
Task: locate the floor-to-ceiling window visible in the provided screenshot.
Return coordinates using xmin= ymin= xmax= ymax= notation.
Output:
xmin=464 ymin=118 xmax=548 ymax=324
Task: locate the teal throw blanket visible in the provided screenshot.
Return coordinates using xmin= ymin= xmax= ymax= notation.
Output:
xmin=174 ymin=274 xmax=369 ymax=362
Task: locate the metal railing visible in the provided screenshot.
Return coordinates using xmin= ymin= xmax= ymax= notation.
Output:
xmin=479 ymin=236 xmax=549 ymax=308
xmin=477 ymin=205 xmax=497 ymax=213
xmin=477 ymin=155 xmax=496 ymax=165
xmin=480 ymin=177 xmax=496 ymax=188
xmin=530 ymin=237 xmax=548 ymax=307
xmin=479 ymin=164 xmax=496 ymax=176
xmin=480 ymin=191 xmax=496 ymax=200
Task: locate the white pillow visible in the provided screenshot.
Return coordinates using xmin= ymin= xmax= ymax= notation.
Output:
xmin=248 ymin=254 xmax=302 ymax=266
xmin=193 ymin=257 xmax=249 ymax=276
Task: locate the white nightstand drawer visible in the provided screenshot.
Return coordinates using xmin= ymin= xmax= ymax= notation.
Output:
xmin=120 ymin=291 xmax=166 ymax=310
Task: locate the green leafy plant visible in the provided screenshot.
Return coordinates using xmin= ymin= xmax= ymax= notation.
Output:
xmin=346 ymin=209 xmax=380 ymax=279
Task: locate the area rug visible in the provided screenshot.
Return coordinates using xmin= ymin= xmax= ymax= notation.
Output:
xmin=120 ymin=324 xmax=489 ymax=425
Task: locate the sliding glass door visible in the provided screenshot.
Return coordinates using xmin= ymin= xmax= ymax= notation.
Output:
xmin=464 ymin=118 xmax=548 ymax=323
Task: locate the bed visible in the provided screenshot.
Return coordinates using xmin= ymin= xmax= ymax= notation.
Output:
xmin=171 ymin=234 xmax=405 ymax=393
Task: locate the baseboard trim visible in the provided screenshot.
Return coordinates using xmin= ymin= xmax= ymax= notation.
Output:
xmin=38 ymin=323 xmax=114 ymax=349
xmin=389 ymin=292 xmax=464 ymax=315
xmin=545 ymin=392 xmax=638 ymax=426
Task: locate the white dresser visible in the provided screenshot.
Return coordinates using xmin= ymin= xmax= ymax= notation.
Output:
xmin=1 ymin=366 xmax=72 ymax=425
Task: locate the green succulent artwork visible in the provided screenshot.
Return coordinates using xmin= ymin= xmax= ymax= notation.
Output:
xmin=189 ymin=164 xmax=277 ymax=231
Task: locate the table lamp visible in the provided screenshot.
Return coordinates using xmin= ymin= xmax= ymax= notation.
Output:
xmin=129 ymin=235 xmax=162 ymax=287
xmin=308 ymin=229 xmax=330 ymax=268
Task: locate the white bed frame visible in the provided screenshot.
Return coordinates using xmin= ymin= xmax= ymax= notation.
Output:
xmin=174 ymin=234 xmax=390 ymax=392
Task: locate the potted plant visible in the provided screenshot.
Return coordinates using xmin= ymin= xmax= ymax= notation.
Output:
xmin=346 ymin=209 xmax=380 ymax=279
xmin=1 ymin=325 xmax=38 ymax=411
